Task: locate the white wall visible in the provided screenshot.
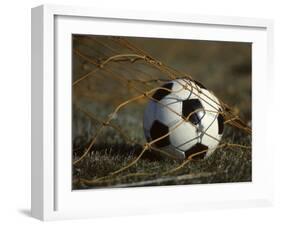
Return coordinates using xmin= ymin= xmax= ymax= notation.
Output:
xmin=0 ymin=0 xmax=280 ymax=225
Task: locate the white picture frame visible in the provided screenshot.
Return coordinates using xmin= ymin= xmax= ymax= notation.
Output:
xmin=31 ymin=4 xmax=274 ymax=221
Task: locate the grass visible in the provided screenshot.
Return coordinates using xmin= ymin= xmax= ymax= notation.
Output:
xmin=73 ymin=132 xmax=251 ymax=189
xmin=72 ymin=105 xmax=251 ymax=189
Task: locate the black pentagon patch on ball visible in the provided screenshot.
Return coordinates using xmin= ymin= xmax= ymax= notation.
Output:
xmin=217 ymin=113 xmax=224 ymax=135
xmin=150 ymin=120 xmax=170 ymax=148
xmin=152 ymin=82 xmax=173 ymax=101
xmin=193 ymin=80 xmax=207 ymax=89
xmin=184 ymin=143 xmax=208 ymax=160
xmin=182 ymin=99 xmax=205 ymax=125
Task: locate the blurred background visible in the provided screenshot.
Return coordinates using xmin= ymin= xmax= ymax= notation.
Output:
xmin=73 ymin=35 xmax=251 ymax=146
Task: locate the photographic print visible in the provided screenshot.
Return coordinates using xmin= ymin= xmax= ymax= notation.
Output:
xmin=72 ymin=35 xmax=252 ymax=190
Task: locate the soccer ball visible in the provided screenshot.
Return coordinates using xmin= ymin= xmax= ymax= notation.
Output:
xmin=143 ymin=79 xmax=224 ymax=160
